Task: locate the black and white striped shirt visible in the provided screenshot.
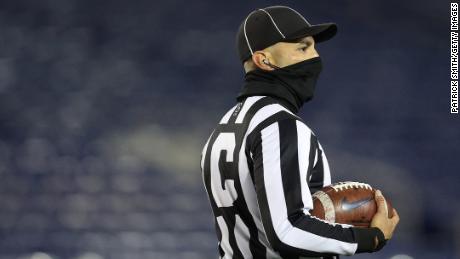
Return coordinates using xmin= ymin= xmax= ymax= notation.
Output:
xmin=201 ymin=96 xmax=374 ymax=258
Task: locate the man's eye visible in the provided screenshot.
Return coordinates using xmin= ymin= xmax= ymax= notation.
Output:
xmin=299 ymin=46 xmax=308 ymax=51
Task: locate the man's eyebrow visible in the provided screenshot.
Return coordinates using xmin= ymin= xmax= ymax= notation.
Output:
xmin=296 ymin=38 xmax=310 ymax=44
xmin=284 ymin=38 xmax=310 ymax=44
xmin=285 ymin=38 xmax=309 ymax=45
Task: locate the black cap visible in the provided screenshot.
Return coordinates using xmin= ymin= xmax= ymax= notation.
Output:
xmin=236 ymin=5 xmax=337 ymax=63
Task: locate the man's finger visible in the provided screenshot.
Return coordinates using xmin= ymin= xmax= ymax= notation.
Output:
xmin=375 ymin=190 xmax=388 ymax=215
xmin=391 ymin=208 xmax=400 ymax=223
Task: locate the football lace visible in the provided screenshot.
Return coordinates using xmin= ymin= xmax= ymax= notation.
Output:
xmin=331 ymin=181 xmax=373 ymax=192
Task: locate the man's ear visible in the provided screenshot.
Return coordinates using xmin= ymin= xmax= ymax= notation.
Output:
xmin=252 ymin=51 xmax=275 ymax=71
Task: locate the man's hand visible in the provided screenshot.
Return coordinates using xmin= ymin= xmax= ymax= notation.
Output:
xmin=370 ymin=190 xmax=400 ymax=242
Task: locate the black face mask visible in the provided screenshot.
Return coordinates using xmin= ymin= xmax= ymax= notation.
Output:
xmin=237 ymin=57 xmax=323 ymax=113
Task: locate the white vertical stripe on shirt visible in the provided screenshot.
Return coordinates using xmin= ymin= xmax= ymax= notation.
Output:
xmin=318 ymin=142 xmax=332 ymax=186
xmin=296 ymin=121 xmax=315 ymax=211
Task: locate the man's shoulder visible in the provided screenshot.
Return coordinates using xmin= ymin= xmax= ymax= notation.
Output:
xmin=238 ymin=96 xmax=309 ymax=137
xmin=217 ymin=96 xmax=302 ymax=127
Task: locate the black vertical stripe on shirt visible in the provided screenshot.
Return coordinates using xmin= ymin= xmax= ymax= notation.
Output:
xmin=278 ymin=118 xmax=304 ymax=216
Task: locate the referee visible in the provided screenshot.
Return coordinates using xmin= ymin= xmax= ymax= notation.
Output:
xmin=200 ymin=6 xmax=399 ymax=259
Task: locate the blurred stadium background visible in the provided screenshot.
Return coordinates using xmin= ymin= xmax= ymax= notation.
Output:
xmin=0 ymin=0 xmax=458 ymax=258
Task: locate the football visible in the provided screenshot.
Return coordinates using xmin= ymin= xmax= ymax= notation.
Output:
xmin=309 ymin=181 xmax=393 ymax=227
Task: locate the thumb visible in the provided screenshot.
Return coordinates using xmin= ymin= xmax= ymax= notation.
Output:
xmin=375 ymin=190 xmax=388 ymax=215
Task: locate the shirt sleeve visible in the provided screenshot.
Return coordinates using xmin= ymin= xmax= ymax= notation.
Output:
xmin=247 ymin=116 xmax=382 ymax=257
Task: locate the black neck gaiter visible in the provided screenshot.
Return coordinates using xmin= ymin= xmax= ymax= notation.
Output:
xmin=236 ymin=57 xmax=323 ymax=113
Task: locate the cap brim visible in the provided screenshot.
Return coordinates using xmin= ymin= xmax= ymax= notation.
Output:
xmin=285 ymin=22 xmax=337 ymax=43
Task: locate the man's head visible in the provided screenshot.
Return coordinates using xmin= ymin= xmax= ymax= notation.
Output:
xmin=236 ymin=6 xmax=337 ymax=73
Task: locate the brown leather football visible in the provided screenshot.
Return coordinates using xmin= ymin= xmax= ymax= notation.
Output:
xmin=309 ymin=181 xmax=393 ymax=227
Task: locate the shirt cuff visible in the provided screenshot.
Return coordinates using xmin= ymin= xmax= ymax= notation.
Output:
xmin=352 ymin=227 xmax=385 ymax=253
